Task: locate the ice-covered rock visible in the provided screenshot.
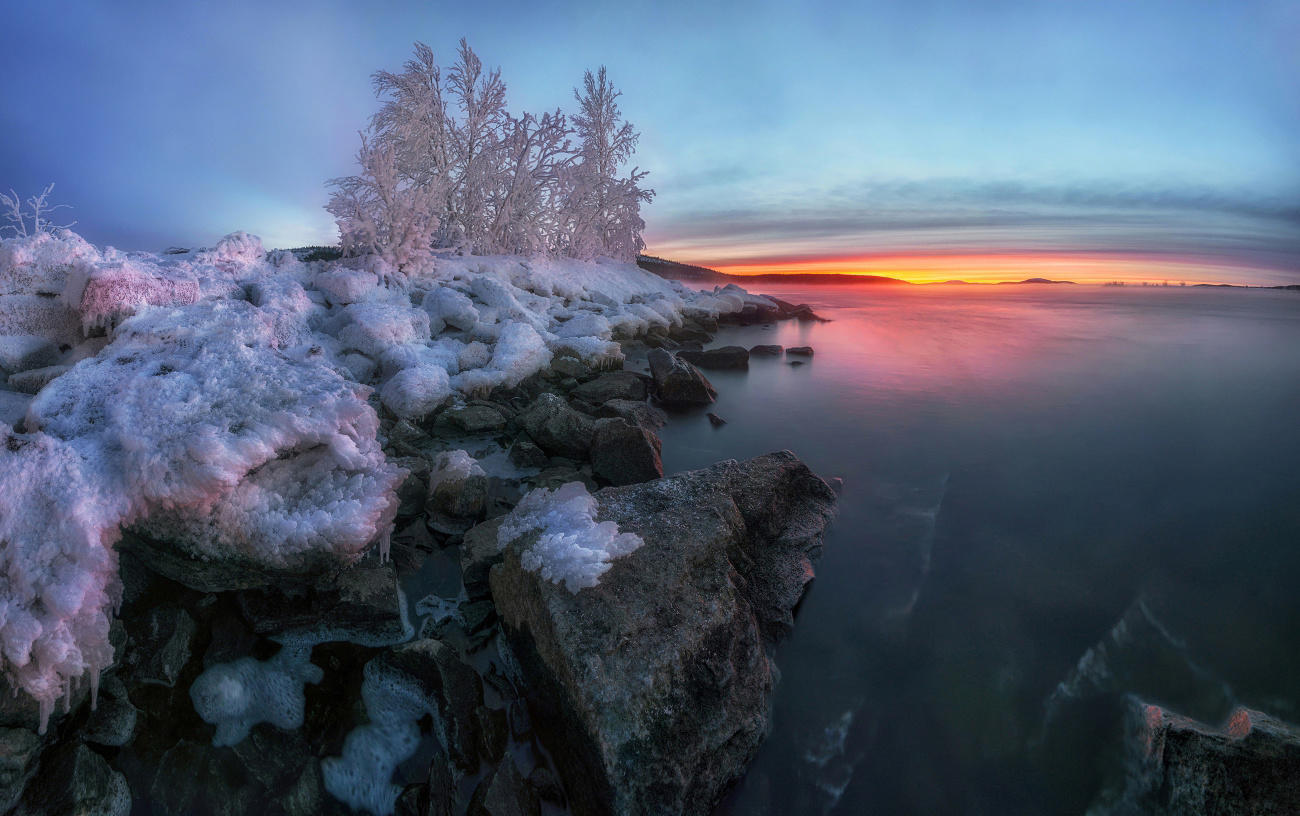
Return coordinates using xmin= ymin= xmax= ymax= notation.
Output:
xmin=337 ymin=300 xmax=431 ymax=357
xmin=380 ymin=364 xmax=451 ymax=420
xmin=0 ymin=229 xmax=101 ymax=296
xmin=490 ymin=452 xmax=838 ymax=815
xmin=421 ymin=286 xmax=479 ymax=334
xmin=62 ymin=258 xmax=200 ymax=332
xmin=0 ymin=335 xmax=59 ymax=375
xmin=314 ymin=266 xmax=378 ymax=305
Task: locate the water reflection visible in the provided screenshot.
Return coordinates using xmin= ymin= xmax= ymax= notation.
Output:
xmin=650 ymin=284 xmax=1300 ymax=815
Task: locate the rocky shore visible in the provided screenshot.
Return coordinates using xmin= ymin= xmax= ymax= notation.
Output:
xmin=0 ymin=229 xmax=841 ymax=816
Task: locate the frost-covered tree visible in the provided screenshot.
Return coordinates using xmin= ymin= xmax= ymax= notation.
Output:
xmin=0 ymin=183 xmax=75 ymax=238
xmin=326 ymin=132 xmax=441 ymax=272
xmin=560 ymin=68 xmax=654 ymax=261
xmin=327 ymin=41 xmax=651 ymax=262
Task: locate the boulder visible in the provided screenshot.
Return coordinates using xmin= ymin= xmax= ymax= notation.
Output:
xmin=236 ymin=560 xmax=405 ymax=644
xmin=427 ymin=450 xmax=489 ymax=535
xmin=490 ymin=451 xmax=837 ymax=816
xmin=590 ymin=418 xmax=663 ymax=486
xmin=518 ymin=393 xmax=594 ymax=459
xmin=707 ymin=413 xmax=727 ymax=427
xmin=6 ymin=364 xmax=70 ymax=394
xmin=123 ymin=604 xmax=197 ymax=688
xmin=646 ymin=349 xmax=717 ymax=408
xmin=1096 ymin=697 xmax=1300 ymax=815
xmin=16 ymin=742 xmax=130 ymax=816
xmin=445 ymin=403 xmax=508 ymax=434
xmin=469 ymin=760 xmax=540 ymax=816
xmin=596 ymin=399 xmax=667 ymax=431
xmin=677 ymin=346 xmax=750 ymax=370
xmin=550 ymin=356 xmax=588 ymax=380
xmin=0 ymin=335 xmax=60 ymax=375
xmin=569 ymin=372 xmax=648 ymax=404
xmin=374 ymin=639 xmax=485 ymax=773
xmin=786 ymin=346 xmax=814 ymax=356
xmin=507 ymin=439 xmax=549 ymax=470
xmin=0 ymin=728 xmax=42 ymax=814
xmin=461 ymin=518 xmax=506 ymax=601
xmin=749 ymin=344 xmax=783 ymax=356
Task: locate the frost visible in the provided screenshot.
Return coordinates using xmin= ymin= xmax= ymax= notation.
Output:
xmin=189 ymin=643 xmax=323 ymax=747
xmin=0 ymin=229 xmax=100 ymax=296
xmin=203 ymin=231 xmax=265 ymax=269
xmin=0 ymin=424 xmax=125 ymax=733
xmin=487 ymin=322 xmax=552 ymax=388
xmin=421 ymin=286 xmax=478 ymax=334
xmin=62 ymin=258 xmax=200 ymax=332
xmin=337 ymin=301 xmax=431 ymax=357
xmin=427 ymin=449 xmax=485 ymax=492
xmin=379 ymin=365 xmax=451 ymax=420
xmin=497 ymin=481 xmax=643 ymax=592
xmin=314 ymin=266 xmax=378 ymax=306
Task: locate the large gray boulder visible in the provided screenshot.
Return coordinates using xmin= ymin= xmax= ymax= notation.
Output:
xmin=646 ymin=349 xmax=716 ymax=408
xmin=490 ymin=451 xmax=837 ymax=816
xmin=518 ymin=393 xmax=594 ymax=459
xmin=1094 ymin=697 xmax=1300 ymax=815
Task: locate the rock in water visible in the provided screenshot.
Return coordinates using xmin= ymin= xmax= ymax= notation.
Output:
xmin=786 ymin=346 xmax=814 ymax=356
xmin=646 ymin=349 xmax=717 ymax=408
xmin=490 ymin=451 xmax=837 ymax=816
xmin=677 ymin=346 xmax=750 ymax=370
xmin=749 ymin=344 xmax=783 ymax=357
xmin=1095 ymin=697 xmax=1300 ymax=815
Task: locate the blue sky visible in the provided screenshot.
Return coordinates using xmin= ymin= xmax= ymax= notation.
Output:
xmin=1 ymin=0 xmax=1297 ymax=281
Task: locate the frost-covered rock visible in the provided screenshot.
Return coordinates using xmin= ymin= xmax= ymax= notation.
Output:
xmin=421 ymin=286 xmax=479 ymax=334
xmin=0 ymin=424 xmax=125 ymax=732
xmin=314 ymin=266 xmax=378 ymax=306
xmin=0 ymin=295 xmax=82 ymax=347
xmin=0 ymin=229 xmax=100 ymax=296
xmin=427 ymin=450 xmax=488 ymax=533
xmin=0 ymin=335 xmax=60 ymax=375
xmin=203 ymin=231 xmax=265 ymax=269
xmin=337 ymin=300 xmax=431 ymax=357
xmin=62 ymin=258 xmax=200 ymax=332
xmin=490 ymin=452 xmax=837 ymax=816
xmin=380 ymin=364 xmax=451 ymax=420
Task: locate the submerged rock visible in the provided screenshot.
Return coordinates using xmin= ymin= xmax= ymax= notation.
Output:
xmin=707 ymin=412 xmax=727 ymax=427
xmin=749 ymin=344 xmax=783 ymax=356
xmin=677 ymin=345 xmax=750 ymax=370
xmin=646 ymin=349 xmax=717 ymax=408
xmin=787 ymin=346 xmax=814 ymax=356
xmin=490 ymin=451 xmax=837 ymax=816
xmin=17 ymin=742 xmax=131 ymax=816
xmin=469 ymin=759 xmax=540 ymax=816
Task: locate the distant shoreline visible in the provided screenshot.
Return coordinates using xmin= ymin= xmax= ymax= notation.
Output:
xmin=636 ymin=254 xmax=1300 ymax=291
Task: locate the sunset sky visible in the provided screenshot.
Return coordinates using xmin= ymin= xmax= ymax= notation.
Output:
xmin=2 ymin=0 xmax=1296 ymax=284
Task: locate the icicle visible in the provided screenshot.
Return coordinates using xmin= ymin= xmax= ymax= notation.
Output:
xmin=63 ymin=678 xmax=73 ymax=714
xmin=378 ymin=526 xmax=391 ymax=564
xmin=37 ymin=697 xmax=52 ymax=736
xmin=90 ymin=667 xmax=101 ymax=711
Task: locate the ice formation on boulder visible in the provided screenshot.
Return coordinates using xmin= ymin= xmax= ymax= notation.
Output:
xmin=189 ymin=643 xmax=323 ymax=747
xmin=497 ymin=481 xmax=643 ymax=592
xmin=0 ymin=424 xmax=125 ymax=733
xmin=379 ymin=364 xmax=451 ymax=420
xmin=62 ymin=258 xmax=200 ymax=333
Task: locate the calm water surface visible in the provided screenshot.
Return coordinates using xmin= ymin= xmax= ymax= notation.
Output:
xmin=650 ymin=283 xmax=1300 ymax=815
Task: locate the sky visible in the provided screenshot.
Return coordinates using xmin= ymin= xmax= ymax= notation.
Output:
xmin=1 ymin=0 xmax=1297 ymax=284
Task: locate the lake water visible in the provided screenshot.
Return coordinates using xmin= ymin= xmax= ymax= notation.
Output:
xmin=650 ymin=283 xmax=1300 ymax=814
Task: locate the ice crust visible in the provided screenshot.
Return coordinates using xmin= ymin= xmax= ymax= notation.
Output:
xmin=496 ymin=481 xmax=644 ymax=592
xmin=0 ymin=227 xmax=756 ymax=727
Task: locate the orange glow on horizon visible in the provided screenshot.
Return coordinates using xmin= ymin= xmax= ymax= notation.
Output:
xmin=684 ymin=251 xmax=1281 ymax=286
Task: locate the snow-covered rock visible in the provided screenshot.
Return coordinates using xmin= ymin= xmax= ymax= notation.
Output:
xmin=0 ymin=335 xmax=60 ymax=375
xmin=62 ymin=258 xmax=200 ymax=333
xmin=379 ymin=364 xmax=451 ymax=420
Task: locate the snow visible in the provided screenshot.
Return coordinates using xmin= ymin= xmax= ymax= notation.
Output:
xmin=0 ymin=423 xmax=125 ymax=733
xmin=496 ymin=481 xmax=644 ymax=592
xmin=0 ymin=334 xmax=60 ymax=374
xmin=189 ymin=643 xmax=323 ymax=747
xmin=0 ymin=223 xmax=763 ymax=723
xmin=427 ymin=449 xmax=485 ymax=493
xmin=379 ymin=365 xmax=451 ymax=420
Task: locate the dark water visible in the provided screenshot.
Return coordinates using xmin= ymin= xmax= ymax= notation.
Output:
xmin=653 ymin=283 xmax=1300 ymax=815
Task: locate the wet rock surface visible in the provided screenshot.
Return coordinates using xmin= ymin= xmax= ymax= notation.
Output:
xmin=590 ymin=417 xmax=663 ymax=486
xmin=677 ymin=345 xmax=750 ymax=370
xmin=646 ymin=349 xmax=717 ymax=408
xmin=490 ymin=451 xmax=837 ymax=816
xmin=1094 ymin=698 xmax=1300 ymax=815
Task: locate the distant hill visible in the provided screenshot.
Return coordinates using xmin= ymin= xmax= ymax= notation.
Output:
xmin=999 ymin=277 xmax=1077 ymax=285
xmin=636 ymin=255 xmax=910 ymax=285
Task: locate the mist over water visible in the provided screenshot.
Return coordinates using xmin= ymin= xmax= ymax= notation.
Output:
xmin=650 ymin=283 xmax=1300 ymax=814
